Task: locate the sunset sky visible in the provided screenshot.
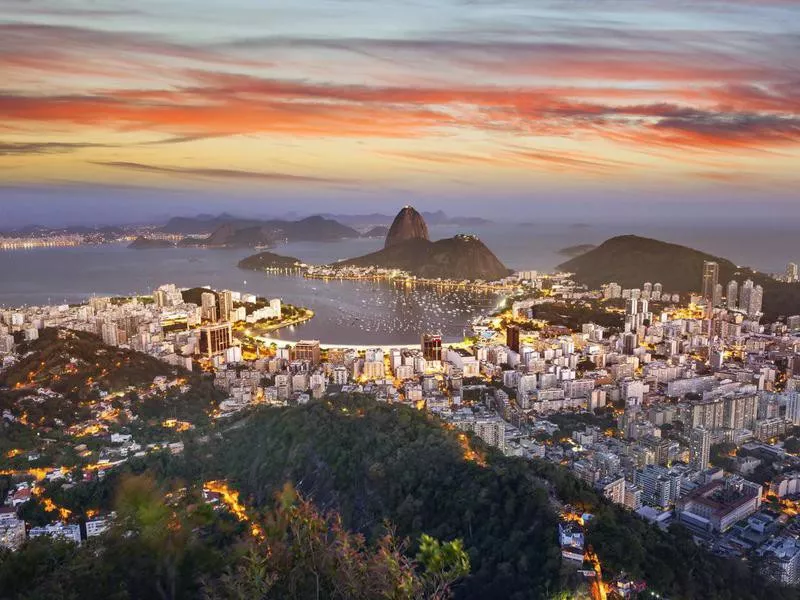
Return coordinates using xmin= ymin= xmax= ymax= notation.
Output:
xmin=1 ymin=0 xmax=799 ymax=225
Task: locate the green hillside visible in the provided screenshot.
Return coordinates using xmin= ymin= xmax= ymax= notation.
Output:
xmin=215 ymin=396 xmax=561 ymax=599
xmin=559 ymin=235 xmax=800 ymax=320
xmin=0 ymin=328 xmax=220 ymax=447
xmin=1 ymin=395 xmax=795 ymax=599
xmin=558 ymin=235 xmax=740 ymax=291
xmin=0 ymin=328 xmax=183 ymax=400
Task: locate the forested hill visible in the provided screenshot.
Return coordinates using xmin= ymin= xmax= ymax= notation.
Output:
xmin=0 ymin=328 xmax=184 ymax=395
xmin=558 ymin=235 xmax=738 ymax=291
xmin=2 ymin=395 xmax=796 ymax=599
xmin=211 ymin=396 xmax=795 ymax=600
xmin=559 ymin=235 xmax=800 ymax=320
xmin=216 ymin=396 xmax=562 ymax=598
xmin=237 ymin=251 xmax=303 ymax=270
xmin=0 ymin=328 xmax=220 ymax=438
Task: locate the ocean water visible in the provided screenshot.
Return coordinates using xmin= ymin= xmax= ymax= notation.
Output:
xmin=0 ymin=223 xmax=796 ymax=344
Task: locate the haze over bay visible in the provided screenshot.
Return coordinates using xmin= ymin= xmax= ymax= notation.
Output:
xmin=2 ymin=220 xmax=798 ymax=345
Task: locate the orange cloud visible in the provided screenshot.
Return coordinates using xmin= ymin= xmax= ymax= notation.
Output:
xmin=90 ymin=161 xmax=354 ymax=184
xmin=2 ymin=74 xmax=798 ymax=155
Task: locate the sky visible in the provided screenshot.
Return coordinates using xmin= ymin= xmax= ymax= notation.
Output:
xmin=1 ymin=0 xmax=799 ymax=226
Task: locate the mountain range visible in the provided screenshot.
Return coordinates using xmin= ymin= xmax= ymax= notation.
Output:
xmin=319 ymin=210 xmax=492 ymax=227
xmin=171 ymin=215 xmax=361 ymax=248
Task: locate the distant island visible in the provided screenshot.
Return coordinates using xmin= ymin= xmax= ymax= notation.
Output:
xmin=237 ymin=251 xmax=303 ymax=270
xmin=128 ymin=236 xmax=176 ymax=249
xmin=180 ymin=223 xmax=276 ymax=249
xmin=165 ymin=214 xmax=361 ymax=248
xmin=361 ymin=225 xmax=389 ymax=238
xmin=557 ymin=243 xmax=595 ymax=258
xmin=559 ymin=234 xmax=799 ymax=319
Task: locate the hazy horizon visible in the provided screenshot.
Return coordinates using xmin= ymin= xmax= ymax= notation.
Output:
xmin=4 ymin=187 xmax=800 ymax=229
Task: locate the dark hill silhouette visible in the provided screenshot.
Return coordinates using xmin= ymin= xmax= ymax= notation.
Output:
xmin=558 ymin=235 xmax=738 ymax=291
xmin=384 ymin=206 xmax=429 ymax=248
xmin=199 ymin=224 xmax=276 ymax=248
xmin=340 ymin=234 xmax=510 ymax=280
xmin=238 ymin=251 xmax=302 ymax=270
xmin=559 ymin=235 xmax=800 ymax=320
xmin=128 ymin=236 xmax=175 ymax=249
xmin=361 ymin=225 xmax=389 ymax=238
xmin=174 ymin=215 xmax=360 ymax=248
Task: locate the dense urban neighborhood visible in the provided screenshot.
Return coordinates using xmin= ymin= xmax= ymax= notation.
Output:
xmin=2 ymin=254 xmax=800 ymax=598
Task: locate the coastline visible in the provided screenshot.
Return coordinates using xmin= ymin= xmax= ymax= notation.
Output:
xmin=234 ymin=308 xmax=315 ymax=340
xmin=240 ymin=264 xmax=517 ymax=292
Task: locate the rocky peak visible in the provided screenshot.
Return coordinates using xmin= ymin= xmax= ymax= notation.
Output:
xmin=384 ymin=206 xmax=430 ymax=248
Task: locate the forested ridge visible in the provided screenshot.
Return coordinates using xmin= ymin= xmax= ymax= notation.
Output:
xmin=214 ymin=396 xmax=563 ymax=599
xmin=1 ymin=395 xmax=796 ymax=599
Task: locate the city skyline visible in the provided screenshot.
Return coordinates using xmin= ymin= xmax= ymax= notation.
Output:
xmin=3 ymin=3 xmax=800 ymax=594
xmin=1 ymin=0 xmax=799 ymax=225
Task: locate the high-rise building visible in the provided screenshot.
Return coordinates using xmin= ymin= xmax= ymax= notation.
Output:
xmin=787 ymin=262 xmax=799 ymax=283
xmin=198 ymin=322 xmax=233 ymax=357
xmin=152 ymin=284 xmax=183 ymax=308
xmin=739 ymin=279 xmax=754 ymax=312
xmin=421 ymin=333 xmax=442 ymax=362
xmin=651 ymin=282 xmax=663 ymax=301
xmin=595 ymin=476 xmax=625 ymax=505
xmin=720 ymin=393 xmax=759 ymax=430
xmin=758 ymin=536 xmax=800 ymax=586
xmin=219 ymin=290 xmax=234 ymax=322
xmin=153 ymin=288 xmax=168 ymax=307
xmin=713 ymin=283 xmax=723 ymax=308
xmin=726 ymin=280 xmax=738 ymax=310
xmin=747 ymin=285 xmax=763 ymax=318
xmin=702 ymin=261 xmax=719 ymax=304
xmin=787 ymin=393 xmax=800 ymax=426
xmin=622 ymin=332 xmax=638 ymax=355
xmin=506 ymin=324 xmax=520 ymax=353
xmin=269 ymin=298 xmax=282 ymax=319
xmin=0 ymin=334 xmax=15 ymax=354
xmin=689 ymin=427 xmax=711 ymax=471
xmin=635 ymin=464 xmax=683 ymax=508
xmin=603 ymin=282 xmax=622 ymax=299
xmin=642 ymin=435 xmax=671 ymax=466
xmin=100 ymin=321 xmax=119 ymax=346
xmin=690 ymin=399 xmax=723 ymax=430
xmin=291 ymin=340 xmax=321 ymax=364
xmin=201 ymin=292 xmax=218 ymax=322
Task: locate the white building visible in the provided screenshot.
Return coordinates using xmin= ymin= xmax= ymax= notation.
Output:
xmin=759 ymin=536 xmax=800 ymax=586
xmin=29 ymin=523 xmax=82 ymax=544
